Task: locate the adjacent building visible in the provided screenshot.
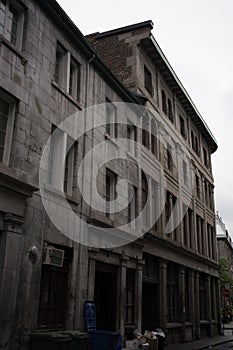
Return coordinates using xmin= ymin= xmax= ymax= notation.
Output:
xmin=216 ymin=212 xmax=233 ymax=288
xmin=86 ymin=21 xmax=220 ymax=343
xmin=0 ymin=1 xmax=220 ymax=349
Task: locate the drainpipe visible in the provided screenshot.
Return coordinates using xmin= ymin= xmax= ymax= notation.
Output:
xmin=75 ymin=54 xmax=95 ymax=329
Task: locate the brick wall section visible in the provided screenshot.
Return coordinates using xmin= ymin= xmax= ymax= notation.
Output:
xmin=86 ymin=25 xmax=151 ymax=89
xmin=87 ymin=34 xmax=133 ymax=83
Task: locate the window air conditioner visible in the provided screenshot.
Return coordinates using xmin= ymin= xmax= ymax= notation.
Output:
xmin=42 ymin=246 xmax=65 ymax=267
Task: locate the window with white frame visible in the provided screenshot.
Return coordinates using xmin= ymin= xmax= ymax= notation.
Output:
xmin=54 ymin=42 xmax=81 ymax=100
xmin=0 ymin=0 xmax=24 ymax=49
xmin=48 ymin=124 xmax=77 ymax=197
xmin=0 ymin=90 xmax=16 ymax=165
xmin=106 ymin=100 xmax=117 ymax=138
xmin=105 ymin=168 xmax=117 ymax=219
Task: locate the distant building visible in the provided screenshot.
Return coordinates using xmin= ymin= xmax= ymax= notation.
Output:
xmin=216 ymin=212 xmax=233 ymax=282
xmin=0 ymin=0 xmax=220 ymax=349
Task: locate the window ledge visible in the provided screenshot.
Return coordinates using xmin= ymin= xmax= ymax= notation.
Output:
xmin=43 ymin=184 xmax=78 ymax=205
xmin=166 ymin=323 xmax=182 ymax=328
xmin=127 ymin=152 xmax=138 ymax=163
xmin=104 ymin=133 xmax=119 ymax=148
xmin=0 ymin=34 xmax=27 ymax=65
xmin=52 ymin=81 xmax=82 ymax=110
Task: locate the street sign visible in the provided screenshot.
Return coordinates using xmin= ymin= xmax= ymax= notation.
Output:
xmin=222 ymin=289 xmax=230 ymax=298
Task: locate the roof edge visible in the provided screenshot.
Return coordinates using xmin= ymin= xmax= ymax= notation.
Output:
xmin=95 ymin=20 xmax=154 ymax=39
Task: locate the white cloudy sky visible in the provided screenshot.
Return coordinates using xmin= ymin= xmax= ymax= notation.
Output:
xmin=58 ymin=0 xmax=233 ymax=235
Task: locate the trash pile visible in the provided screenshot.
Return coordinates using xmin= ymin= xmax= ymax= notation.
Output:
xmin=125 ymin=329 xmax=165 ymax=350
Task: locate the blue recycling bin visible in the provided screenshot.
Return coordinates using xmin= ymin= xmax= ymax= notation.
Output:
xmin=84 ymin=301 xmax=122 ymax=350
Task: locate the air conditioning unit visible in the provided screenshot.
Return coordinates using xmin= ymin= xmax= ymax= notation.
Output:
xmin=42 ymin=246 xmax=65 ymax=267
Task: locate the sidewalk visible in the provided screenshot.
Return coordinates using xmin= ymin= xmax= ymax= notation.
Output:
xmin=166 ymin=334 xmax=233 ymax=350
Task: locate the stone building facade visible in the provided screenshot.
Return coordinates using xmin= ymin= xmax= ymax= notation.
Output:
xmin=86 ymin=21 xmax=221 ymax=343
xmin=0 ymin=1 xmax=220 ymax=350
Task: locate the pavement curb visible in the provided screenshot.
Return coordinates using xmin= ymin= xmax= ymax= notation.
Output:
xmin=193 ymin=338 xmax=233 ymax=350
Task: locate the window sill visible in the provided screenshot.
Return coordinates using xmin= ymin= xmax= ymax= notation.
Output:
xmin=0 ymin=34 xmax=27 ymax=65
xmin=127 ymin=151 xmax=138 ymax=163
xmin=200 ymin=320 xmax=210 ymax=325
xmin=104 ymin=133 xmax=119 ymax=148
xmin=51 ymin=81 xmax=82 ymax=109
xmin=43 ymin=184 xmax=78 ymax=205
xmin=166 ymin=323 xmax=182 ymax=328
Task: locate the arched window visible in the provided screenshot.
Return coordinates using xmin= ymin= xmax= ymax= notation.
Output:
xmin=167 ymin=98 xmax=173 ymax=122
xmin=142 ymin=114 xmax=149 ymax=149
xmin=162 ymin=90 xmax=167 ymax=114
xmin=151 ymin=119 xmax=158 ymax=156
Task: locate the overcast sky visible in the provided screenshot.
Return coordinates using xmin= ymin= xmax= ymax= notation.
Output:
xmin=58 ymin=0 xmax=233 ymax=236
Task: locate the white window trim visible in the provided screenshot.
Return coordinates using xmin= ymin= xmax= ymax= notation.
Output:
xmin=0 ymin=90 xmax=16 ymax=165
xmin=54 ymin=43 xmax=81 ymax=101
xmin=48 ymin=127 xmax=77 ymax=198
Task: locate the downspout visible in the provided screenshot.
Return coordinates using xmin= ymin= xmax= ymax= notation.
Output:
xmin=76 ymin=54 xmax=95 ymax=329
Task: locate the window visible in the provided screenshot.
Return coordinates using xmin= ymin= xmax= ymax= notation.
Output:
xmin=182 ymin=160 xmax=187 ymax=185
xmin=195 ymin=136 xmax=200 ymax=155
xmin=144 ymin=65 xmax=153 ymax=95
xmin=0 ymin=90 xmax=16 ymax=165
xmin=161 ymin=90 xmax=167 ymax=114
xmin=199 ymin=274 xmax=207 ymax=320
xmin=191 ymin=130 xmax=200 ymax=155
xmin=0 ymin=0 xmax=24 ymax=49
xmin=105 ymin=169 xmax=117 ymax=219
xmin=185 ymin=272 xmax=191 ymax=321
xmin=151 ymin=119 xmax=157 ymax=156
xmin=142 ymin=114 xmax=149 ymax=149
xmin=63 ymin=138 xmax=78 ymax=196
xmin=48 ymin=125 xmax=77 ymax=196
xmin=191 ymin=131 xmax=195 ymax=150
xmin=127 ymin=123 xmax=137 ymax=156
xmin=106 ymin=100 xmax=117 ymax=138
xmin=125 ymin=269 xmax=135 ymax=325
xmin=128 ymin=185 xmax=138 ymax=227
xmin=54 ymin=42 xmax=67 ymax=86
xmin=68 ymin=57 xmax=80 ymax=100
xmin=166 ymin=143 xmax=173 ymax=171
xmin=180 ymin=115 xmax=187 ymax=139
xmin=167 ymin=264 xmax=179 ymax=322
xmin=203 ymin=148 xmax=209 ymax=168
xmin=151 ymin=179 xmax=159 ymax=231
xmin=54 ymin=42 xmax=81 ymax=100
xmin=167 ymin=98 xmax=173 ymax=123
xmin=141 ymin=171 xmax=148 ymax=226
xmin=195 ymin=174 xmax=201 ymax=199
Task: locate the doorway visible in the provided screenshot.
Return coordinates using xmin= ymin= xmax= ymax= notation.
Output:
xmin=142 ymin=282 xmax=160 ymax=332
xmin=94 ymin=262 xmax=118 ymax=331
